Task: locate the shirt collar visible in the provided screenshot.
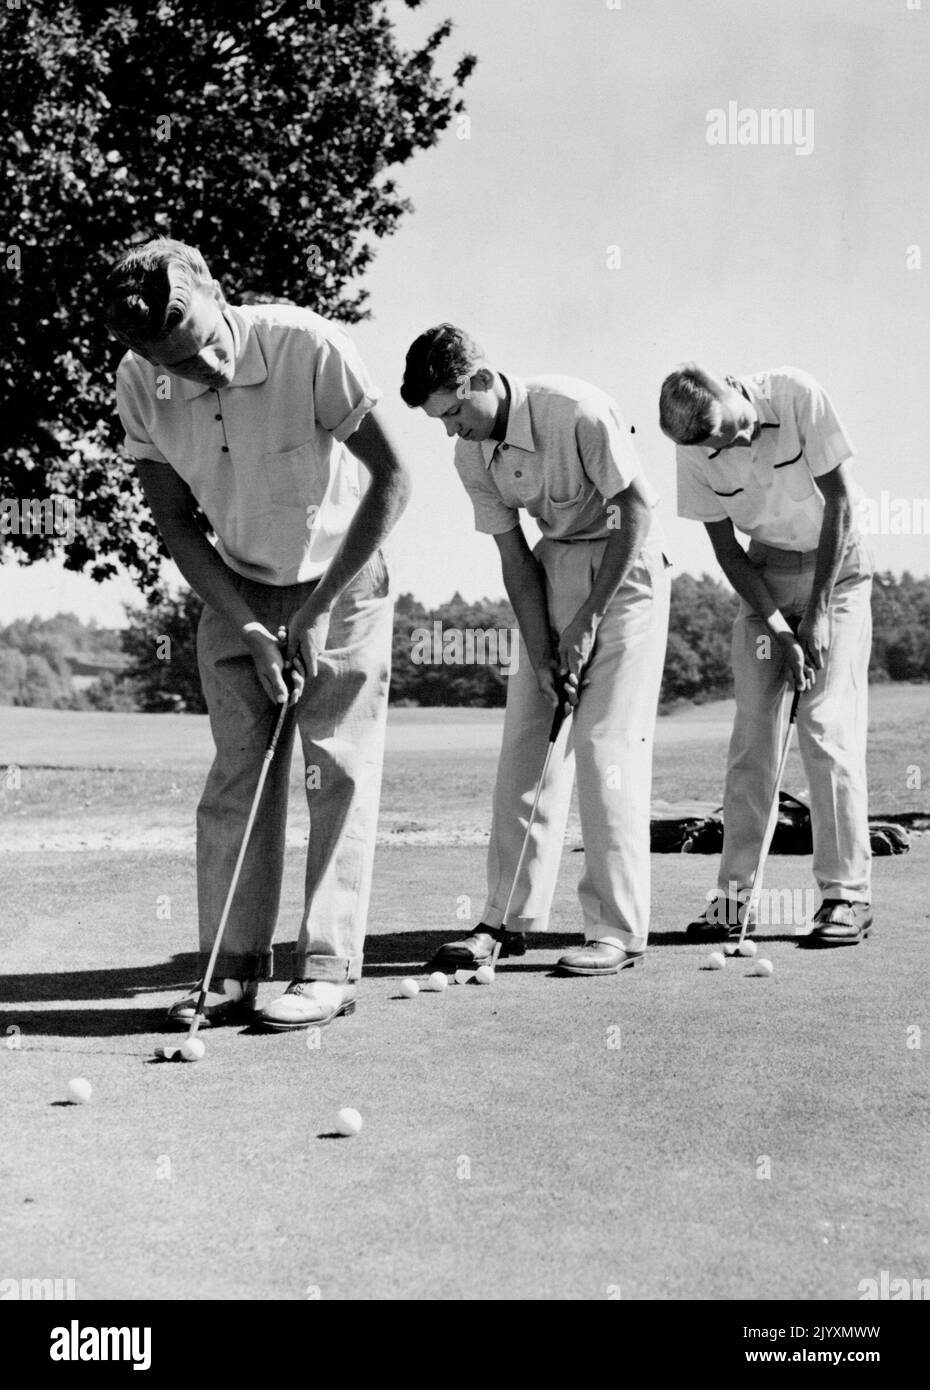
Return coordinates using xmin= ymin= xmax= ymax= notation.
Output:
xmin=706 ymin=374 xmax=779 ymax=458
xmin=174 ymin=305 xmax=268 ymax=400
xmin=480 ymin=375 xmax=535 ymax=467
xmin=737 ymin=374 xmax=779 ymax=429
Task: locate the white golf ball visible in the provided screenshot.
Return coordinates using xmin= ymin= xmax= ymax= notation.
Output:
xmin=737 ymin=940 xmax=758 ymax=957
xmin=705 ymin=951 xmax=726 ymax=970
xmin=753 ymin=958 xmax=775 ymax=977
xmin=67 ymin=1078 xmax=92 ymax=1104
xmin=179 ymin=1037 xmax=205 ymax=1062
xmin=427 ymin=971 xmax=449 ymax=992
xmin=474 ymin=965 xmax=495 ymax=985
xmin=399 ymin=978 xmax=419 ymax=998
xmin=335 ymin=1107 xmax=363 ymax=1137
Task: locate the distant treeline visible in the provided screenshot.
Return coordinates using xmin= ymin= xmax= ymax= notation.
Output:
xmin=1 ymin=570 xmax=928 ymax=712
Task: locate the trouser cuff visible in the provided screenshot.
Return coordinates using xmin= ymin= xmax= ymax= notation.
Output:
xmin=294 ymin=952 xmax=362 ymax=984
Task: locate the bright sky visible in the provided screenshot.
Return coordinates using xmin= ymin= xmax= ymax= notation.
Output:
xmin=2 ymin=0 xmax=928 ymax=625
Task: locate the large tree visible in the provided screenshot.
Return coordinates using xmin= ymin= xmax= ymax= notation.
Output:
xmin=0 ymin=0 xmax=475 ymax=590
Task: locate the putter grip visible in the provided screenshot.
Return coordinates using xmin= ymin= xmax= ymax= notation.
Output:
xmin=548 ymin=675 xmax=574 ymax=742
xmin=789 ymin=687 xmax=801 ymax=722
xmin=276 ymin=625 xmax=296 ymax=693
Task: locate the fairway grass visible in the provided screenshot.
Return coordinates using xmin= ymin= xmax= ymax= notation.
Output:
xmin=1 ymin=683 xmax=926 ymax=851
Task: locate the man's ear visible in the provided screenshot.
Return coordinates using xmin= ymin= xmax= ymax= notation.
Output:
xmin=471 ymin=367 xmax=493 ymax=392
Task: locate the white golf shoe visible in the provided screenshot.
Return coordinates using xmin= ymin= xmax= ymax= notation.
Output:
xmin=257 ymin=981 xmax=358 ymax=1031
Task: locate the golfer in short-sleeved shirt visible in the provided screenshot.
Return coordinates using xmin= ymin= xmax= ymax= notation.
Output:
xmin=662 ymin=363 xmax=873 ymax=948
xmin=402 ymin=330 xmax=672 ymax=977
xmin=107 ymin=239 xmax=409 ymax=1032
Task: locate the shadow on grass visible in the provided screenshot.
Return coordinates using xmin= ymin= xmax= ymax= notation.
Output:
xmin=0 ymin=933 xmax=455 ymax=1034
xmin=0 ymin=928 xmax=811 ymax=1036
xmin=2 ymin=955 xmax=202 ymax=1003
xmin=2 ymin=1007 xmax=168 ymax=1038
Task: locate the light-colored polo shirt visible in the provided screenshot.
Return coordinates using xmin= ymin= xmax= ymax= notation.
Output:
xmin=453 ymin=374 xmax=664 ymax=546
xmin=676 ymin=367 xmax=858 ymax=551
xmin=115 ymin=303 xmax=380 ymax=584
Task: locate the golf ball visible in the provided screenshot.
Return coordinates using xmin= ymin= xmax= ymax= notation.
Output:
xmin=474 ymin=965 xmax=495 ymax=985
xmin=179 ymin=1037 xmax=205 ymax=1062
xmin=335 ymin=1107 xmax=363 ymax=1137
xmin=67 ymin=1078 xmax=92 ymax=1104
xmin=737 ymin=940 xmax=758 ymax=957
xmin=427 ymin=971 xmax=449 ymax=992
xmin=705 ymin=951 xmax=726 ymax=970
xmin=753 ymin=958 xmax=775 ymax=977
xmin=399 ymin=978 xmax=419 ymax=998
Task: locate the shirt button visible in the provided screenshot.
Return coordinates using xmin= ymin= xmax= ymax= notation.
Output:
xmin=514 ymin=470 xmax=522 ymax=478
xmin=501 ymin=443 xmax=509 ymax=451
xmin=215 ymin=413 xmax=222 ymax=421
xmin=221 ymin=446 xmax=229 ymax=453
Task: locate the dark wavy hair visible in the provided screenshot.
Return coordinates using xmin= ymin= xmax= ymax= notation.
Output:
xmin=400 ymin=323 xmax=484 ymax=408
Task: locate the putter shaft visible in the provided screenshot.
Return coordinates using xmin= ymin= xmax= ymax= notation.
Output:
xmin=489 ymin=681 xmax=576 ymax=969
xmin=737 ymin=685 xmax=802 ymax=943
xmin=189 ymin=629 xmax=294 ymax=1036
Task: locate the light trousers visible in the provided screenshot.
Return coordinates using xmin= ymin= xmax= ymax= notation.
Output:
xmin=195 ymin=554 xmax=393 ymax=984
xmin=718 ymin=537 xmax=873 ymax=905
xmin=482 ymin=539 xmax=672 ymax=951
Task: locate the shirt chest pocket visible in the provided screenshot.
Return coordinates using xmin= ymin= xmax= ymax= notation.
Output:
xmin=262 ymin=442 xmax=322 ymax=508
xmin=546 ymin=483 xmax=586 ymax=509
xmin=773 ymin=450 xmax=815 ymax=502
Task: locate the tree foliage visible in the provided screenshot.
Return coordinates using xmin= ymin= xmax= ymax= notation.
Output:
xmin=0 ymin=0 xmax=475 ymax=587
xmin=0 ymin=613 xmax=124 ymax=707
xmin=3 ymin=571 xmax=929 ymax=711
xmin=120 ymin=587 xmax=206 ymax=712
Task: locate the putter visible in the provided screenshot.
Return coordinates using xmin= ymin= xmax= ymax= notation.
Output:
xmin=487 ymin=673 xmax=578 ymax=973
xmin=734 ymin=684 xmax=802 ymax=948
xmin=188 ymin=627 xmax=295 ymax=1037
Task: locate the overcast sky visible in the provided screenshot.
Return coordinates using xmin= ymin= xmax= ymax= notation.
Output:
xmin=3 ymin=0 xmax=928 ymax=624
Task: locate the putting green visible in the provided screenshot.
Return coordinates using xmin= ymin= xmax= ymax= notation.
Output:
xmin=1 ymin=839 xmax=926 ymax=1300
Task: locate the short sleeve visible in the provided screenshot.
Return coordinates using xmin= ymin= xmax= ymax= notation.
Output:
xmin=787 ymin=370 xmax=854 ymax=477
xmin=115 ymin=360 xmax=170 ymax=464
xmin=677 ymin=446 xmax=727 ymax=522
xmin=454 ymin=446 xmax=520 ymax=536
xmin=312 ymin=328 xmax=382 ymax=442
xmin=573 ymin=395 xmax=641 ymax=498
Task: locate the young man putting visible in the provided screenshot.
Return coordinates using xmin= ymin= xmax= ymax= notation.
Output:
xmin=106 ymin=238 xmax=410 ymax=1029
xmin=402 ymin=325 xmax=671 ymax=975
xmin=660 ymin=363 xmax=873 ymax=946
